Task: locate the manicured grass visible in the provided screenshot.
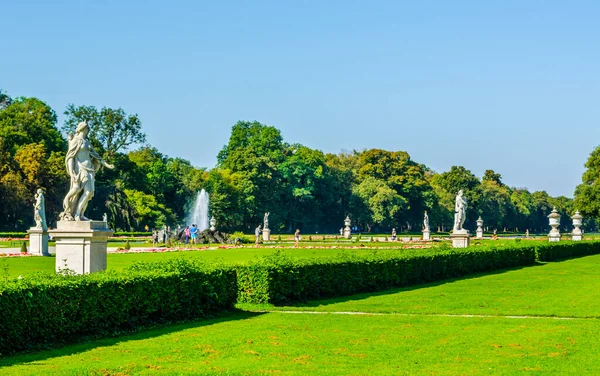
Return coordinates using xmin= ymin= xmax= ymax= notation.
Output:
xmin=2 ymin=254 xmax=600 ymax=374
xmin=1 ymin=246 xmax=408 ymax=278
xmin=1 ymin=307 xmax=599 ymax=374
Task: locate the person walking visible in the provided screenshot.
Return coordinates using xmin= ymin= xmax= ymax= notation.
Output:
xmin=294 ymin=229 xmax=301 ymax=247
xmin=152 ymin=229 xmax=158 ymax=247
xmin=255 ymin=225 xmax=262 ymax=247
xmin=190 ymin=224 xmax=198 ymax=244
xmin=184 ymin=226 xmax=191 ymax=244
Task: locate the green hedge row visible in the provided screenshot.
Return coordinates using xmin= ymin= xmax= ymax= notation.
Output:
xmin=535 ymin=241 xmax=600 ymax=261
xmin=0 ymin=232 xmax=28 ymax=238
xmin=237 ymin=243 xmax=538 ymax=304
xmin=113 ymin=232 xmax=152 ymax=237
xmin=0 ymin=259 xmax=237 ymax=355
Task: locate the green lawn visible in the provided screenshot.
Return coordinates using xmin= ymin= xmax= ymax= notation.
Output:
xmin=2 ymin=254 xmax=600 ymax=374
xmin=1 ymin=246 xmax=408 ymax=278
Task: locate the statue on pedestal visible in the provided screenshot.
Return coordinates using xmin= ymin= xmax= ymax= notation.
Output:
xmin=34 ymin=189 xmax=47 ymax=231
xmin=453 ymin=190 xmax=467 ymax=232
xmin=263 ymin=212 xmax=270 ymax=230
xmin=59 ymin=122 xmax=114 ymax=221
xmin=423 ymin=211 xmax=430 ymax=231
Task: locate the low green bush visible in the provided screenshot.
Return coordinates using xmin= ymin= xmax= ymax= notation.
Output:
xmin=535 ymin=240 xmax=600 ymax=261
xmin=237 ymin=243 xmax=538 ymax=305
xmin=0 ymin=259 xmax=237 ymax=355
xmin=0 ymin=232 xmax=28 ymax=238
xmin=113 ymin=231 xmax=152 ymax=237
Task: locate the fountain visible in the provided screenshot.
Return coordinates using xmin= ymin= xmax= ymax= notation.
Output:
xmin=189 ymin=189 xmax=210 ymax=231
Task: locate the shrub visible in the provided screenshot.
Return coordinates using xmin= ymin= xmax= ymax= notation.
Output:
xmin=237 ymin=243 xmax=538 ymax=305
xmin=124 ymin=240 xmax=131 ymax=250
xmin=535 ymin=241 xmax=600 ymax=261
xmin=20 ymin=242 xmax=28 ymax=253
xmin=308 ymin=236 xmax=312 ymax=241
xmin=0 ymin=259 xmax=238 ymax=354
xmin=0 ymin=232 xmax=28 ymax=238
xmin=230 ymin=231 xmax=251 ymax=244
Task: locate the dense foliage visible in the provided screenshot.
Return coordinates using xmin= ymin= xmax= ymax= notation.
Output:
xmin=0 ymin=259 xmax=237 ymax=354
xmin=0 ymin=89 xmax=590 ymax=232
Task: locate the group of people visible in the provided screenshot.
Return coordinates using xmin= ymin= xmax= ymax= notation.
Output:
xmin=151 ymin=224 xmax=201 ymax=246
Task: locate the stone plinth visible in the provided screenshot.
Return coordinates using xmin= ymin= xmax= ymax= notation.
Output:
xmin=344 ymin=227 xmax=351 ymax=239
xmin=572 ymin=234 xmax=583 ymax=241
xmin=451 ymin=230 xmax=470 ymax=248
xmin=548 ymin=231 xmax=561 ymax=242
xmin=49 ymin=221 xmax=113 ymax=275
xmin=27 ymin=227 xmax=49 ymax=256
xmin=476 ymin=229 xmax=483 ymax=239
xmin=422 ymin=230 xmax=430 ymax=241
xmin=262 ymin=229 xmax=271 ymax=241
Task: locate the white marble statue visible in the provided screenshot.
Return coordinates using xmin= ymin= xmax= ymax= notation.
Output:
xmin=34 ymin=188 xmax=47 ymax=231
xmin=453 ymin=190 xmax=467 ymax=232
xmin=59 ymin=121 xmax=114 ymax=221
xmin=423 ymin=210 xmax=430 ymax=231
xmin=263 ymin=212 xmax=270 ymax=230
xmin=103 ymin=213 xmax=108 ymax=222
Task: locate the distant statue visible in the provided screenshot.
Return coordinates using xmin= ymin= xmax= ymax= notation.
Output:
xmin=103 ymin=213 xmax=108 ymax=222
xmin=59 ymin=121 xmax=114 ymax=221
xmin=423 ymin=210 xmax=430 ymax=231
xmin=263 ymin=212 xmax=270 ymax=230
xmin=33 ymin=188 xmax=47 ymax=230
xmin=453 ymin=190 xmax=467 ymax=232
xmin=340 ymin=228 xmax=344 ymax=236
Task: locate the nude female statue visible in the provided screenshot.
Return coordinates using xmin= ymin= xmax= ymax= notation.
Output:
xmin=34 ymin=188 xmax=47 ymax=230
xmin=453 ymin=190 xmax=467 ymax=231
xmin=59 ymin=121 xmax=114 ymax=221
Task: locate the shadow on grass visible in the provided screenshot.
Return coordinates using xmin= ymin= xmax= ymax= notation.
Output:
xmin=0 ymin=309 xmax=265 ymax=368
xmin=279 ymin=262 xmax=549 ymax=308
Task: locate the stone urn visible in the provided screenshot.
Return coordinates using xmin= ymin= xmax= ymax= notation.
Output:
xmin=343 ymin=216 xmax=352 ymax=239
xmin=571 ymin=211 xmax=583 ymax=241
xmin=548 ymin=207 xmax=561 ymax=242
xmin=476 ymin=216 xmax=484 ymax=240
xmin=209 ymin=216 xmax=216 ymax=232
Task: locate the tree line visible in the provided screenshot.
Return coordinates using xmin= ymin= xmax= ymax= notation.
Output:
xmin=1 ymin=90 xmax=595 ymax=233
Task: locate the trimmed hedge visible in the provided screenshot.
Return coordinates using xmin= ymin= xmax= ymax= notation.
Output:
xmin=535 ymin=240 xmax=600 ymax=261
xmin=0 ymin=259 xmax=237 ymax=355
xmin=237 ymin=244 xmax=538 ymax=304
xmin=0 ymin=232 xmax=28 ymax=238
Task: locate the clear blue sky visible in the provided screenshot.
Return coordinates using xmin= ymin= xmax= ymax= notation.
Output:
xmin=3 ymin=0 xmax=599 ymax=197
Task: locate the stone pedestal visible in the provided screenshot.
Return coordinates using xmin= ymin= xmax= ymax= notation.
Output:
xmin=572 ymin=233 xmax=583 ymax=241
xmin=262 ymin=229 xmax=271 ymax=241
xmin=344 ymin=227 xmax=351 ymax=239
xmin=548 ymin=231 xmax=561 ymax=242
xmin=451 ymin=230 xmax=470 ymax=248
xmin=49 ymin=221 xmax=113 ymax=275
xmin=422 ymin=229 xmax=430 ymax=241
xmin=476 ymin=229 xmax=483 ymax=239
xmin=27 ymin=227 xmax=49 ymax=256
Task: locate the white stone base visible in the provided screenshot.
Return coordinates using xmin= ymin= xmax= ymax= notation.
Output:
xmin=344 ymin=227 xmax=351 ymax=239
xmin=49 ymin=221 xmax=113 ymax=275
xmin=451 ymin=231 xmax=470 ymax=248
xmin=476 ymin=229 xmax=483 ymax=240
xmin=27 ymin=227 xmax=49 ymax=256
xmin=549 ymin=230 xmax=561 ymax=242
xmin=262 ymin=229 xmax=271 ymax=241
xmin=422 ymin=230 xmax=430 ymax=241
xmin=572 ymin=235 xmax=583 ymax=241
